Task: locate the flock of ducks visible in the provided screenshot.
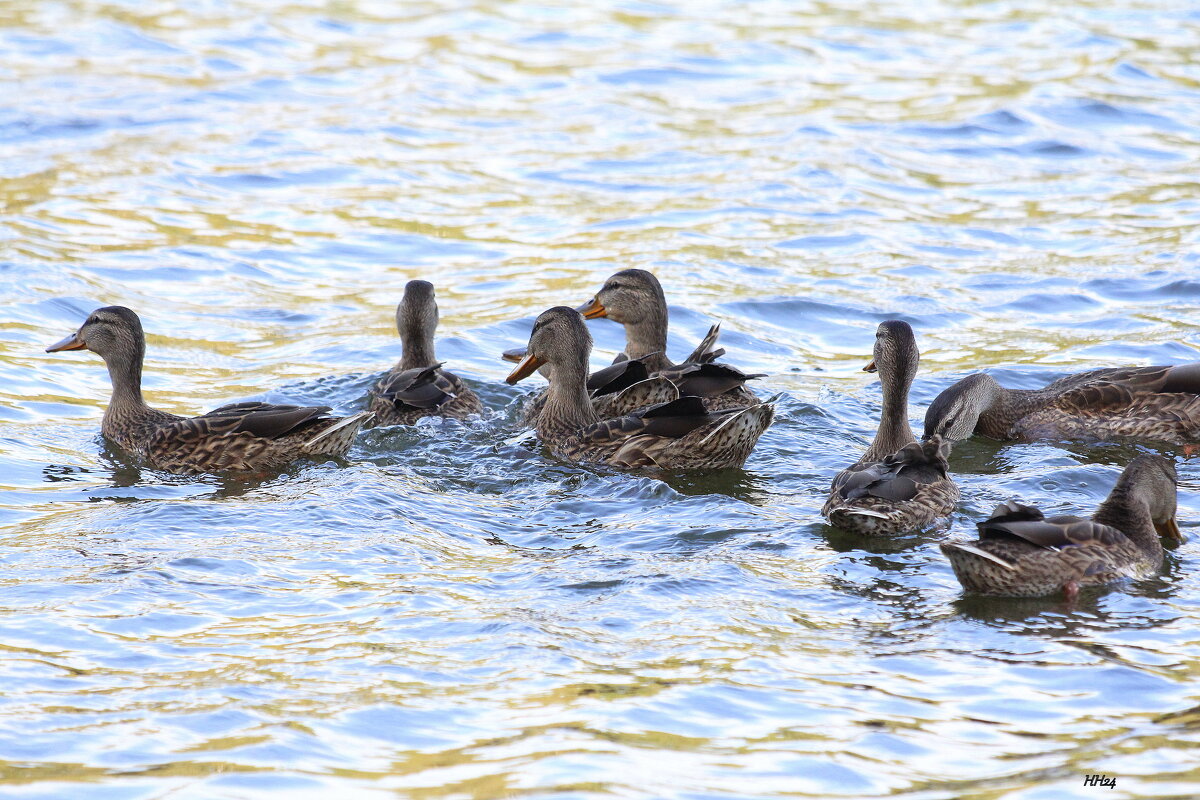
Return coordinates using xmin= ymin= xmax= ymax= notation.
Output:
xmin=46 ymin=269 xmax=1195 ymax=603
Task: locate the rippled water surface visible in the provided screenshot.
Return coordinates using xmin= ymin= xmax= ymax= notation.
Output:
xmin=3 ymin=1 xmax=1200 ymax=797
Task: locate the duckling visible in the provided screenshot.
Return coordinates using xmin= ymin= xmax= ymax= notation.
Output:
xmin=366 ymin=280 xmax=482 ymax=426
xmin=575 ymin=269 xmax=763 ymax=409
xmin=46 ymin=306 xmax=369 ymax=474
xmin=941 ymin=455 xmax=1181 ymax=600
xmin=823 ymin=321 xmax=958 ymax=534
xmin=924 ymin=363 xmax=1200 ymax=445
xmin=505 ymin=307 xmax=774 ymax=469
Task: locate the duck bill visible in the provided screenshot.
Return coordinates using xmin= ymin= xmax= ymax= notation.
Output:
xmin=501 ymin=347 xmax=527 ymax=364
xmin=1155 ymin=516 xmax=1183 ymax=543
xmin=863 ymin=359 xmax=877 ymax=373
xmin=576 ymin=297 xmax=606 ymax=320
xmin=506 ymin=353 xmax=546 ymax=384
xmin=46 ymin=330 xmax=86 ymax=352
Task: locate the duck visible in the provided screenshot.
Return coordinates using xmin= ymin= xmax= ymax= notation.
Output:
xmin=823 ymin=320 xmax=959 ymax=534
xmin=366 ymin=280 xmax=483 ymax=426
xmin=574 ymin=269 xmax=764 ymax=410
xmin=924 ymin=363 xmax=1200 ymax=445
xmin=941 ymin=454 xmax=1181 ymax=600
xmin=505 ymin=307 xmax=774 ymax=469
xmin=46 ymin=306 xmax=370 ymax=474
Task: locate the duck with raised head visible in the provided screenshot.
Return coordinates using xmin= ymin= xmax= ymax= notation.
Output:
xmin=574 ymin=269 xmax=764 ymax=410
xmin=924 ymin=363 xmax=1200 ymax=445
xmin=505 ymin=307 xmax=774 ymax=469
xmin=46 ymin=306 xmax=370 ymax=474
xmin=823 ymin=321 xmax=958 ymax=534
xmin=941 ymin=454 xmax=1181 ymax=600
xmin=366 ymin=280 xmax=482 ymax=427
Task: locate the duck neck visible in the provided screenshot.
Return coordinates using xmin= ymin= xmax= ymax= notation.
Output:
xmin=102 ymin=347 xmax=151 ymax=431
xmin=864 ymin=369 xmax=915 ymax=462
xmin=400 ymin=333 xmax=436 ymax=371
xmin=539 ymin=354 xmax=599 ymax=439
xmin=1094 ymin=490 xmax=1163 ymax=558
xmin=623 ymin=316 xmax=671 ymax=371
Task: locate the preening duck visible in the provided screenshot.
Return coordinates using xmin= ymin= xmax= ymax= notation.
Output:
xmin=924 ymin=363 xmax=1200 ymax=445
xmin=941 ymin=455 xmax=1181 ymax=600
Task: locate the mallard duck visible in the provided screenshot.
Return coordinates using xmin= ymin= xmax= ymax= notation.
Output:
xmin=924 ymin=363 xmax=1200 ymax=445
xmin=575 ymin=269 xmax=763 ymax=410
xmin=505 ymin=307 xmax=774 ymax=469
xmin=366 ymin=280 xmax=483 ymax=426
xmin=941 ymin=454 xmax=1181 ymax=600
xmin=46 ymin=306 xmax=370 ymax=475
xmin=823 ymin=321 xmax=959 ymax=534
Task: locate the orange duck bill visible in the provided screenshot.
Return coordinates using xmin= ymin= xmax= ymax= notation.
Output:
xmin=46 ymin=331 xmax=86 ymax=352
xmin=575 ymin=297 xmax=606 ymax=320
xmin=863 ymin=359 xmax=877 ymax=373
xmin=506 ymin=353 xmax=546 ymax=384
xmin=1156 ymin=516 xmax=1184 ymax=543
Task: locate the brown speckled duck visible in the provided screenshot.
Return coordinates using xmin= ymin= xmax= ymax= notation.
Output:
xmin=924 ymin=363 xmax=1200 ymax=445
xmin=46 ymin=306 xmax=369 ymax=474
xmin=366 ymin=280 xmax=482 ymax=427
xmin=941 ymin=455 xmax=1181 ymax=600
xmin=823 ymin=321 xmax=959 ymax=534
xmin=506 ymin=307 xmax=774 ymax=469
xmin=575 ymin=269 xmax=764 ymax=410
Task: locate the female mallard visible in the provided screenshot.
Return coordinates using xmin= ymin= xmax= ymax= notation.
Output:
xmin=941 ymin=454 xmax=1181 ymax=600
xmin=924 ymin=363 xmax=1200 ymax=445
xmin=574 ymin=269 xmax=764 ymax=409
xmin=46 ymin=306 xmax=370 ymax=474
xmin=505 ymin=307 xmax=774 ymax=469
xmin=823 ymin=321 xmax=958 ymax=534
xmin=366 ymin=280 xmax=483 ymax=426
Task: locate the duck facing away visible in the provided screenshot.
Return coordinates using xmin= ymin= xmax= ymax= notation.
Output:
xmin=924 ymin=364 xmax=1200 ymax=445
xmin=575 ymin=269 xmax=763 ymax=410
xmin=941 ymin=455 xmax=1181 ymax=600
xmin=505 ymin=307 xmax=774 ymax=469
xmin=823 ymin=321 xmax=959 ymax=534
xmin=366 ymin=280 xmax=482 ymax=427
xmin=47 ymin=306 xmax=370 ymax=474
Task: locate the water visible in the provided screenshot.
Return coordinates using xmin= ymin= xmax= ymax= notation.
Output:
xmin=2 ymin=1 xmax=1200 ymax=797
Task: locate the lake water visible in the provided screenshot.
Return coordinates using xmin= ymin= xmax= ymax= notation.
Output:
xmin=2 ymin=1 xmax=1199 ymax=798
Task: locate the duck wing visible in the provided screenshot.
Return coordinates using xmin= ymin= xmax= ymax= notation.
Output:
xmin=374 ymin=364 xmax=455 ymax=410
xmin=834 ymin=436 xmax=951 ymax=502
xmin=190 ymin=402 xmax=334 ymax=439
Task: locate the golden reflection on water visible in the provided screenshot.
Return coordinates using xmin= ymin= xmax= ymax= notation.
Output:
xmin=2 ymin=0 xmax=1200 ymax=797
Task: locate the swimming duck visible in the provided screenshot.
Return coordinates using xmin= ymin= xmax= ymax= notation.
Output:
xmin=505 ymin=307 xmax=774 ymax=469
xmin=575 ymin=269 xmax=763 ymax=409
xmin=924 ymin=363 xmax=1200 ymax=445
xmin=46 ymin=306 xmax=370 ymax=474
xmin=366 ymin=280 xmax=482 ymax=426
xmin=823 ymin=321 xmax=958 ymax=534
xmin=941 ymin=454 xmax=1181 ymax=600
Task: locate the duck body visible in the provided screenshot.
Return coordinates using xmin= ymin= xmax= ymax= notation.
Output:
xmin=925 ymin=364 xmax=1200 ymax=444
xmin=823 ymin=437 xmax=959 ymax=535
xmin=365 ymin=280 xmax=482 ymax=427
xmin=506 ymin=307 xmax=774 ymax=470
xmin=575 ymin=269 xmax=764 ymax=412
xmin=47 ymin=306 xmax=368 ymax=475
xmin=941 ymin=455 xmax=1180 ymax=598
xmin=823 ymin=320 xmax=958 ymax=535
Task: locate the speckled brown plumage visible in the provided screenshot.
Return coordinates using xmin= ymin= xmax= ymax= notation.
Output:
xmin=506 ymin=307 xmax=773 ymax=470
xmin=823 ymin=321 xmax=958 ymax=534
xmin=574 ymin=269 xmax=764 ymax=411
xmin=365 ymin=280 xmax=482 ymax=427
xmin=941 ymin=455 xmax=1181 ymax=598
xmin=925 ymin=364 xmax=1200 ymax=445
xmin=46 ymin=306 xmax=369 ymax=475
